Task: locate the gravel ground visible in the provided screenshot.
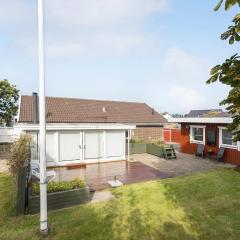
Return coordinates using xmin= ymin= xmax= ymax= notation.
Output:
xmin=130 ymin=153 xmax=234 ymax=177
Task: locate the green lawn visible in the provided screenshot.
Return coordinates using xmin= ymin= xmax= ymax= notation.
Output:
xmin=1 ymin=169 xmax=240 ymax=240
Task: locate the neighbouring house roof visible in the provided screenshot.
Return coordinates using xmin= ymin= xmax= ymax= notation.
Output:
xmin=18 ymin=95 xmax=167 ymax=124
xmin=187 ymin=109 xmax=225 ymax=118
xmin=162 ymin=113 xmax=173 ymax=121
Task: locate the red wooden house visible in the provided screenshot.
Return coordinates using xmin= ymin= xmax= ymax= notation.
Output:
xmin=170 ymin=116 xmax=240 ymax=165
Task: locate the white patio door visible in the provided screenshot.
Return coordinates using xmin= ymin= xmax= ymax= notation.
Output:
xmin=59 ymin=131 xmax=83 ymax=162
xmin=84 ymin=131 xmax=104 ymax=161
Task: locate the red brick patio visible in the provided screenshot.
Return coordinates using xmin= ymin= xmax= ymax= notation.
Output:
xmin=52 ymin=161 xmax=173 ymax=191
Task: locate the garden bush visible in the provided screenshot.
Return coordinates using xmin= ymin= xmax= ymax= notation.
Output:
xmin=7 ymin=133 xmax=31 ymax=175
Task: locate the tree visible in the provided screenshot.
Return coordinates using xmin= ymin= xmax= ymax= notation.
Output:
xmin=0 ymin=79 xmax=19 ymax=126
xmin=207 ymin=0 xmax=240 ymax=141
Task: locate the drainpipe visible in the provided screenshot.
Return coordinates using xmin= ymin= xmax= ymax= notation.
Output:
xmin=32 ymin=92 xmax=38 ymax=124
xmin=128 ymin=129 xmax=130 ymax=161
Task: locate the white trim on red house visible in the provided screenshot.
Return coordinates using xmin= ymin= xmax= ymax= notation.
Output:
xmin=218 ymin=126 xmax=238 ymax=150
xmin=190 ymin=125 xmax=206 ymax=145
xmin=170 ymin=117 xmax=232 ymax=124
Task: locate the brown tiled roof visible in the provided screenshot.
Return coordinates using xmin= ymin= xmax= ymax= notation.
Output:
xmin=19 ymin=95 xmax=167 ymax=124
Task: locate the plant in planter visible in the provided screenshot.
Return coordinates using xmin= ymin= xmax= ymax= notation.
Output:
xmin=31 ymin=178 xmax=86 ymax=196
xmin=130 ymin=138 xmax=145 ymax=144
xmin=28 ymin=178 xmax=92 ymax=214
xmin=148 ymin=140 xmax=165 ymax=146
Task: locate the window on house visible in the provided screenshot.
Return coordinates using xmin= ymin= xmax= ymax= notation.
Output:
xmin=221 ymin=129 xmax=237 ymax=148
xmin=190 ymin=126 xmax=205 ymax=144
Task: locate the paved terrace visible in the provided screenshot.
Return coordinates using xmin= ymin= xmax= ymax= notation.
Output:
xmin=52 ymin=153 xmax=233 ymax=191
xmin=130 ymin=153 xmax=233 ymax=177
xmin=53 ymin=161 xmax=172 ymax=191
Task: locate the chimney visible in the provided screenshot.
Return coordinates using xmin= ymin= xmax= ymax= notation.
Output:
xmin=102 ymin=106 xmax=106 ymax=113
xmin=32 ymin=92 xmax=38 ymax=124
xmin=152 ymin=108 xmax=155 ymax=115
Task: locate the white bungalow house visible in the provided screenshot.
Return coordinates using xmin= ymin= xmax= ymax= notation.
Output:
xmin=14 ymin=93 xmax=166 ymax=166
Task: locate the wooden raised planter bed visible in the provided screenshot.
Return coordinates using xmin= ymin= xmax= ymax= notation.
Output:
xmin=146 ymin=144 xmax=164 ymax=158
xmin=126 ymin=142 xmax=167 ymax=158
xmin=128 ymin=143 xmax=147 ymax=154
xmin=28 ymin=186 xmax=92 ymax=214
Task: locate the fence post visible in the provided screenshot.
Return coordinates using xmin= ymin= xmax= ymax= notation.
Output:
xmin=16 ymin=161 xmax=29 ymax=215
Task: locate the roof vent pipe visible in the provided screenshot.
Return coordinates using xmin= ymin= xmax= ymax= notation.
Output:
xmin=32 ymin=92 xmax=38 ymax=124
xmin=152 ymin=108 xmax=155 ymax=115
xmin=103 ymin=106 xmax=106 ymax=113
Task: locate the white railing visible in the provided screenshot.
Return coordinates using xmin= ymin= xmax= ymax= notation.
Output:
xmin=31 ymin=143 xmax=40 ymax=161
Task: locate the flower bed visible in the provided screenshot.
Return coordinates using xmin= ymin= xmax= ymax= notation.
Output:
xmin=31 ymin=178 xmax=85 ymax=195
xmin=28 ymin=179 xmax=92 ymax=214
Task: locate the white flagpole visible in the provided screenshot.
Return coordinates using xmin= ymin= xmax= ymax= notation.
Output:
xmin=37 ymin=0 xmax=48 ymax=234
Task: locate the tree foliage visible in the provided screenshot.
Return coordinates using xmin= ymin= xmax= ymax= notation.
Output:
xmin=207 ymin=0 xmax=240 ymax=141
xmin=0 ymin=79 xmax=19 ymax=126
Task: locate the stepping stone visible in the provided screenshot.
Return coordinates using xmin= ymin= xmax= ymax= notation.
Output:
xmin=91 ymin=190 xmax=115 ymax=203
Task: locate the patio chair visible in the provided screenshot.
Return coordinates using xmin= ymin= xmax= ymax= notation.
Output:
xmin=30 ymin=162 xmax=56 ymax=182
xmin=195 ymin=144 xmax=204 ymax=159
xmin=212 ymin=147 xmax=225 ymax=162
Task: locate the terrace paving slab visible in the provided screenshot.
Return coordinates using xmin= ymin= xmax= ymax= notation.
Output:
xmin=130 ymin=153 xmax=234 ymax=177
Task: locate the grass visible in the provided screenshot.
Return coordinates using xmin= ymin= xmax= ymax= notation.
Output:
xmin=1 ymin=169 xmax=240 ymax=240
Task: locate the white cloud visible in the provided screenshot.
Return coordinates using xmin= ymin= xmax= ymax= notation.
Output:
xmin=3 ymin=0 xmax=169 ymax=58
xmin=169 ymin=85 xmax=207 ymax=112
xmin=165 ymin=48 xmax=206 ymax=72
xmin=47 ymin=0 xmax=170 ymax=28
xmin=145 ymin=47 xmax=213 ymax=113
xmin=0 ymin=0 xmax=35 ymax=30
xmin=0 ymin=0 xmax=28 ymax=23
xmin=45 ymin=33 xmax=145 ymax=58
xmin=44 ymin=0 xmax=169 ymax=58
xmin=163 ymin=48 xmax=210 ymax=84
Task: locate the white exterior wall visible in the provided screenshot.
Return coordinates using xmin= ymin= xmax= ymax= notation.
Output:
xmin=13 ymin=123 xmax=135 ymax=166
xmin=28 ymin=129 xmax=127 ymax=166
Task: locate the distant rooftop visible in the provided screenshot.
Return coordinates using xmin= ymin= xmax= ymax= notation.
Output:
xmin=186 ymin=109 xmax=230 ymax=118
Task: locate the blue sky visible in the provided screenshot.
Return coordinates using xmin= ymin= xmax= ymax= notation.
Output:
xmin=0 ymin=0 xmax=239 ymax=114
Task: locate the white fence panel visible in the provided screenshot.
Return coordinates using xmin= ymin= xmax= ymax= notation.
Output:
xmin=0 ymin=127 xmax=20 ymax=143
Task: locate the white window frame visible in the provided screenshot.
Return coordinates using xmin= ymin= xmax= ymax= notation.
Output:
xmin=190 ymin=125 xmax=206 ymax=145
xmin=218 ymin=127 xmax=237 ymax=150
